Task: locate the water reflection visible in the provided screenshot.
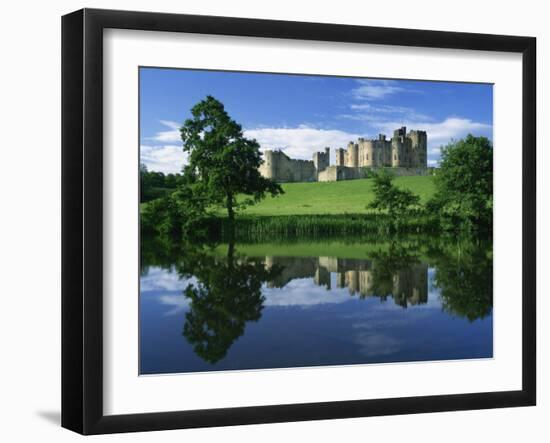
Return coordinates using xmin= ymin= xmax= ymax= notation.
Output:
xmin=178 ymin=244 xmax=282 ymax=364
xmin=140 ymin=237 xmax=493 ymax=374
xmin=264 ymin=250 xmax=428 ymax=308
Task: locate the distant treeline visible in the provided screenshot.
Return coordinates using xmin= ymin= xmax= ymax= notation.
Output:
xmin=140 ymin=164 xmax=182 ymax=203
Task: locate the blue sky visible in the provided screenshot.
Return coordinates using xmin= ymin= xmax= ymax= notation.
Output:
xmin=140 ymin=67 xmax=493 ymax=173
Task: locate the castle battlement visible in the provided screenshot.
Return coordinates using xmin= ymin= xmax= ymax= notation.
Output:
xmin=259 ymin=127 xmax=428 ymax=183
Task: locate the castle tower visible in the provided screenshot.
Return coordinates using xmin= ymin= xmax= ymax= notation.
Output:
xmin=362 ymin=140 xmax=374 ymax=167
xmin=335 ymin=148 xmax=345 ymax=166
xmin=323 ymin=147 xmax=330 ymax=170
xmin=347 ymin=141 xmax=359 ymax=168
xmin=391 ymin=127 xmax=407 ymax=167
xmin=374 ymin=134 xmax=391 ymax=167
xmin=408 ymin=130 xmax=428 ymax=168
xmin=313 ymin=147 xmax=330 ymax=175
xmin=259 ymin=150 xmax=276 ymax=179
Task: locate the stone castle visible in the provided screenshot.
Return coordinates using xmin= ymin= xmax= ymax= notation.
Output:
xmin=259 ymin=126 xmax=428 ymax=182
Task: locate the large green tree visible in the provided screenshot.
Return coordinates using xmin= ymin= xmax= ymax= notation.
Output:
xmin=429 ymin=134 xmax=493 ymax=232
xmin=180 ymin=96 xmax=282 ymax=225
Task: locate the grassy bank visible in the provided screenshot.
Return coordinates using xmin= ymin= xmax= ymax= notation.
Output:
xmin=140 ymin=176 xmax=435 ymax=216
xmin=140 ymin=176 xmax=438 ymax=239
xmin=237 ymin=176 xmax=435 ymax=216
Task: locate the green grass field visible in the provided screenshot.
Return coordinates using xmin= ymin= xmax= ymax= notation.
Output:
xmin=238 ymin=176 xmax=435 ymax=216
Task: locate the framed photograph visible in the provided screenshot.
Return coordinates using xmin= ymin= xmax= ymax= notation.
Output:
xmin=62 ymin=8 xmax=536 ymax=435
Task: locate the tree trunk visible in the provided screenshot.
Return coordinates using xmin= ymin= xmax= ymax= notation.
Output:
xmin=226 ymin=192 xmax=235 ymax=225
xmin=226 ymin=192 xmax=236 ymax=243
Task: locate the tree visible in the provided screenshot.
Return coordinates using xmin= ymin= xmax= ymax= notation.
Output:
xmin=140 ymin=174 xmax=214 ymax=239
xmin=368 ymin=169 xmax=420 ymax=218
xmin=180 ymin=96 xmax=283 ymax=225
xmin=429 ymin=135 xmax=493 ymax=233
xmin=139 ymin=163 xmax=183 ymax=202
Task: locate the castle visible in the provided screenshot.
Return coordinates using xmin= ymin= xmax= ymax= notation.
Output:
xmin=259 ymin=126 xmax=428 ymax=182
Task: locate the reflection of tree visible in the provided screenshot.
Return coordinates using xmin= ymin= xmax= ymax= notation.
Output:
xmin=369 ymin=242 xmax=422 ymax=306
xmin=141 ymin=231 xmax=493 ymax=364
xmin=178 ymin=242 xmax=282 ymax=364
xmin=430 ymin=241 xmax=493 ymax=321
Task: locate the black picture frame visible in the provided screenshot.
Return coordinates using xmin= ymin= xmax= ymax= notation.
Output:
xmin=62 ymin=8 xmax=536 ymax=435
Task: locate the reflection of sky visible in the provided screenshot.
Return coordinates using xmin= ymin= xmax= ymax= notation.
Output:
xmin=139 ymin=262 xmax=492 ymax=374
xmin=141 ymin=267 xmax=441 ymax=315
xmin=140 ymin=266 xmax=442 ymax=314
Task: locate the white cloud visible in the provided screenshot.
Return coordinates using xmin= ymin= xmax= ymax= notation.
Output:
xmin=244 ymin=125 xmax=361 ymax=161
xmin=351 ymin=79 xmax=404 ymax=100
xmin=350 ymin=103 xmax=408 ymax=113
xmin=140 ymin=145 xmax=186 ymax=174
xmin=341 ymin=103 xmax=433 ymax=124
xmin=150 ymin=120 xmax=181 ymax=143
xmin=353 ymin=85 xmax=402 ymax=100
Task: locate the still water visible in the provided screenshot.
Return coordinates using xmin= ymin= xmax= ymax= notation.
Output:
xmin=140 ymin=238 xmax=493 ymax=374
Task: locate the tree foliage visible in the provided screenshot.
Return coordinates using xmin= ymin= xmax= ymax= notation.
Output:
xmin=180 ymin=96 xmax=283 ymax=224
xmin=140 ymin=174 xmax=214 ymax=239
xmin=368 ymin=169 xmax=421 ymax=218
xmin=139 ymin=163 xmax=181 ymax=203
xmin=429 ymin=135 xmax=493 ymax=233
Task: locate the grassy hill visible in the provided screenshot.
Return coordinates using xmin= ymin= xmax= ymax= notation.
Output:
xmin=238 ymin=176 xmax=435 ymax=216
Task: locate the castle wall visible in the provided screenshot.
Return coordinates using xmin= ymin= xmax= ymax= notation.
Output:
xmin=317 ymin=165 xmax=365 ymax=182
xmin=259 ymin=150 xmax=317 ymax=183
xmin=318 ymin=165 xmax=432 ymax=182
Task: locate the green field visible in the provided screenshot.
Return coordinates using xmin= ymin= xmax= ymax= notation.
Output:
xmin=238 ymin=176 xmax=435 ymax=216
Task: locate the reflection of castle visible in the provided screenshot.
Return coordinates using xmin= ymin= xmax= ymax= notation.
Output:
xmin=258 ymin=126 xmax=428 ymax=183
xmin=264 ymin=255 xmax=428 ymax=308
